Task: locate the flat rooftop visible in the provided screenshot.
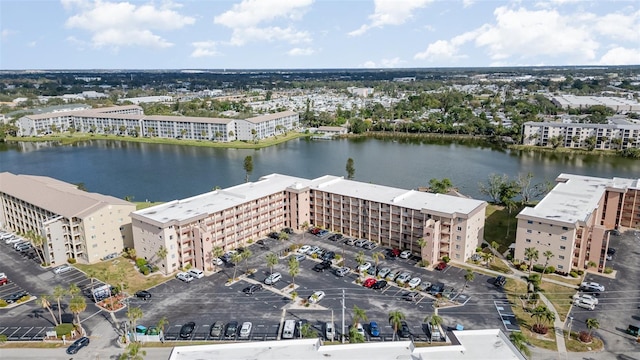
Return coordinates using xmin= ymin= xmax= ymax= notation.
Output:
xmin=133 ymin=174 xmax=486 ymax=225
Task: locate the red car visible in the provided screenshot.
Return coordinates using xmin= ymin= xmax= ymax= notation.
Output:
xmin=363 ymin=278 xmax=377 ymax=288
xmin=389 ymin=248 xmax=401 ymax=257
xmin=436 ymin=262 xmax=447 ymax=271
xmin=0 ymin=273 xmax=8 ymax=286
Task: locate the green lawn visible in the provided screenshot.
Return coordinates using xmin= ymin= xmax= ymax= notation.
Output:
xmin=539 ymin=282 xmax=575 ymax=322
xmin=74 ymin=256 xmax=171 ymax=294
xmin=484 ymin=204 xmax=524 ymax=254
xmin=135 ymin=201 xmax=164 ymax=210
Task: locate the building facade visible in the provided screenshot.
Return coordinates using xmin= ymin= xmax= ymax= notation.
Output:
xmin=0 ymin=172 xmax=135 ymax=265
xmin=131 ymin=174 xmax=487 ymax=274
xmin=17 ymin=106 xmax=299 ymax=142
xmin=522 ymin=121 xmax=640 ymax=150
xmin=514 ymin=174 xmax=640 ymax=273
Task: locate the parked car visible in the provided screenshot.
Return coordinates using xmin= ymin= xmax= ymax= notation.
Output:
xmin=364 ymin=241 xmax=378 ymax=250
xmin=53 ymin=264 xmax=72 ymax=275
xmin=4 ymin=290 xmax=29 ymax=304
xmin=436 ymin=261 xmax=447 ymax=271
xmin=354 ymin=239 xmax=367 ymax=247
xmin=572 ymin=293 xmax=599 ymax=305
xmin=317 ymin=229 xmax=329 ymax=237
xmin=225 ymin=321 xmax=239 ymax=338
xmin=325 ymin=322 xmax=335 ymax=341
xmin=354 ymin=323 xmax=365 ymax=337
xmin=357 ymin=262 xmax=372 ymax=273
xmin=0 ymin=273 xmax=8 ymax=286
xmin=264 ymin=272 xmax=282 ymax=285
xmin=363 ymin=278 xmax=377 ymax=288
xmin=188 ymin=268 xmax=204 ymax=279
xmin=308 ymin=246 xmax=321 ymax=255
xmin=239 ymin=322 xmax=253 ymax=339
xmin=398 ymin=321 xmax=411 ymax=338
xmin=176 ymin=272 xmax=194 ymax=283
xmin=179 ymin=322 xmax=196 ymax=339
xmin=322 ymin=251 xmax=336 ymax=261
xmin=377 ymin=267 xmax=390 ymax=278
xmin=210 ymin=321 xmax=225 ymax=337
xmin=328 ymin=234 xmax=343 ymax=241
xmin=442 ymin=286 xmax=456 ymax=299
xmin=574 ymin=298 xmax=596 ymax=310
xmin=371 ymin=280 xmax=388 ymax=290
xmin=293 ymin=253 xmax=306 ymax=262
xmin=408 ymin=277 xmax=422 ymax=288
xmin=417 ymin=282 xmax=432 ymax=292
xmin=429 ymin=282 xmax=445 ymax=296
xmin=385 ymin=270 xmax=399 ymax=282
xmin=400 ymin=250 xmax=411 ymax=259
xmin=213 ymin=257 xmax=224 ymax=266
xmin=403 ymin=291 xmax=420 ymax=302
xmin=135 ymin=290 xmax=151 ymax=300
xmin=345 ymin=238 xmax=357 ymax=246
xmin=243 ymin=283 xmax=264 ymax=295
xmin=309 ymin=291 xmax=326 ymax=304
xmin=367 ymin=265 xmax=377 ymax=276
xmin=66 ymin=336 xmax=90 ymax=354
xmin=335 ymin=267 xmax=350 ymax=277
xmin=494 ymin=275 xmax=507 ymax=288
xmin=580 ymin=282 xmax=605 ymax=292
xmin=221 ymin=250 xmax=238 ymax=263
xmin=313 ymin=260 xmax=332 ymax=272
xmin=388 ymin=248 xmax=401 ymax=257
xmin=369 ymin=321 xmax=380 ymax=337
xmin=268 ymin=232 xmax=280 ymax=239
xmin=283 ymin=228 xmax=294 ymax=234
xmin=395 ymin=272 xmax=411 ymax=285
xmin=298 ymin=245 xmax=311 ymax=254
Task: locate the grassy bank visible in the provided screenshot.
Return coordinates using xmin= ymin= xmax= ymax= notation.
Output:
xmin=7 ymin=131 xmax=310 ymax=149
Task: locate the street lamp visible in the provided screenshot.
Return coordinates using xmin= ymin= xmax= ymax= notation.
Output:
xmin=567 ymin=316 xmax=574 ymax=341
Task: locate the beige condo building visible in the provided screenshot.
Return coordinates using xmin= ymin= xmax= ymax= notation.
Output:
xmin=514 ymin=174 xmax=640 ymax=273
xmin=131 ymin=174 xmax=487 ymax=275
xmin=0 ymin=172 xmax=135 ymax=265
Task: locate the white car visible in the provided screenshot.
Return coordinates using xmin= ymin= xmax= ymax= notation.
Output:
xmin=400 ymin=250 xmax=411 ymax=259
xmin=377 ymin=267 xmax=391 ymax=279
xmin=358 ymin=262 xmax=372 ymax=273
xmin=176 ymin=272 xmax=194 ymax=283
xmin=572 ymin=293 xmax=599 ymax=305
xmin=213 ymin=257 xmax=224 ymax=266
xmin=396 ymin=272 xmax=411 ymax=285
xmin=354 ymin=323 xmax=365 ymax=337
xmin=335 ymin=267 xmax=350 ymax=277
xmin=239 ymin=322 xmax=252 ymax=339
xmin=264 ymin=272 xmax=282 ymax=285
xmin=580 ymin=282 xmax=605 ymax=292
xmin=408 ymin=277 xmax=422 ymax=289
xmin=309 ymin=291 xmax=325 ymax=304
xmin=298 ymin=245 xmax=311 ymax=254
xmin=53 ymin=264 xmax=72 ymax=275
xmin=308 ymin=246 xmax=321 ymax=255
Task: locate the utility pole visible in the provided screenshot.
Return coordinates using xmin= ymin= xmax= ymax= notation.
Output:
xmin=567 ymin=316 xmax=573 ymax=341
xmin=341 ymin=289 xmax=345 ymax=344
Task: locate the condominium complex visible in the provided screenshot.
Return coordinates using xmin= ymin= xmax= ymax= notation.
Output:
xmin=0 ymin=172 xmax=136 ymax=265
xmin=522 ymin=120 xmax=640 ymax=150
xmin=550 ymin=94 xmax=640 ymax=112
xmin=514 ymin=174 xmax=640 ymax=273
xmin=131 ymin=174 xmax=487 ymax=274
xmin=17 ymin=105 xmax=299 ymax=142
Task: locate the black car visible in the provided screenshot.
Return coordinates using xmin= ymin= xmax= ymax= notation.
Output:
xmin=371 ymin=280 xmax=388 ymax=290
xmin=607 ymin=247 xmax=616 ymax=255
xmin=429 ymin=282 xmax=445 ymax=296
xmin=328 ymin=234 xmax=343 ymax=241
xmin=242 ymin=283 xmax=264 ymax=295
xmin=313 ymin=260 xmax=332 ymax=272
xmin=225 ymin=321 xmax=239 ymax=338
xmin=322 ymin=251 xmax=336 ymax=261
xmin=283 ymin=228 xmax=294 ymax=234
xmin=268 ymin=232 xmax=280 ymax=239
xmin=4 ymin=290 xmax=29 ymax=304
xmin=494 ymin=276 xmax=506 ymax=288
xmin=66 ymin=336 xmax=90 ymax=354
xmin=179 ymin=322 xmax=196 ymax=339
xmin=135 ymin=290 xmax=152 ymax=300
xmin=398 ymin=321 xmax=411 ymax=338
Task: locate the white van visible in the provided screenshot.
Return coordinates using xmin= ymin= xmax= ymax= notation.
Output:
xmin=574 ymin=298 xmax=596 ymax=310
xmin=282 ymin=319 xmax=296 ymax=339
xmin=325 ymin=322 xmax=335 ymax=341
xmin=188 ymin=268 xmax=204 ymax=279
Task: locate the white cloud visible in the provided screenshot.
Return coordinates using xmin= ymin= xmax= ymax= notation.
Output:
xmin=462 ymin=0 xmax=475 ymax=8
xmin=414 ymin=30 xmax=477 ymax=61
xmin=191 ymin=41 xmax=219 ymax=58
xmin=1 ymin=29 xmax=17 ymax=40
xmin=349 ymin=0 xmax=433 ymax=36
xmin=27 ymin=41 xmax=37 ymax=47
xmin=63 ymin=0 xmax=195 ymax=49
xmin=287 ymin=47 xmax=314 ymax=56
xmin=593 ymin=10 xmax=640 ymax=42
xmin=359 ymin=57 xmax=405 ymax=68
xmin=361 ymin=60 xmax=377 ymax=68
xmin=598 ymin=47 xmax=640 ymax=65
xmin=214 ymin=0 xmax=313 ymax=46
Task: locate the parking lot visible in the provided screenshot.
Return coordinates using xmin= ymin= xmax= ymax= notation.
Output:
xmin=135 ymin=231 xmax=513 ymax=342
xmin=569 ymin=229 xmax=640 ymax=354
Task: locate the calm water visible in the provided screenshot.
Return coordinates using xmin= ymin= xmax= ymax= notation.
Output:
xmin=1 ymin=138 xmax=638 ymax=202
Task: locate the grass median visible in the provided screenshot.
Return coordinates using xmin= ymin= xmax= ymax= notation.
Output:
xmin=74 ymin=257 xmax=170 ymax=294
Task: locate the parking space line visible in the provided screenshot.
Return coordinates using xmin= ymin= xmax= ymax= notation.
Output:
xmin=20 ymin=327 xmax=34 ymax=339
xmin=8 ymin=327 xmax=21 ymax=338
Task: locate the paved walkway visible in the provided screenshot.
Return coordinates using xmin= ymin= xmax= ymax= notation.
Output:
xmin=539 ymin=293 xmax=568 ymax=359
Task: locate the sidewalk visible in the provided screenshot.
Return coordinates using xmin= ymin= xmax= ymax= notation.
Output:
xmin=539 ymin=293 xmax=568 ymax=359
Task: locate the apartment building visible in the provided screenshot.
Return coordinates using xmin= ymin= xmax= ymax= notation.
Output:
xmin=0 ymin=172 xmax=135 ymax=265
xmin=522 ymin=120 xmax=640 ymax=150
xmin=514 ymin=174 xmax=640 ymax=273
xmin=17 ymin=106 xmax=299 ymax=142
xmin=550 ymin=94 xmax=640 ymax=112
xmin=130 ymin=174 xmax=487 ymax=274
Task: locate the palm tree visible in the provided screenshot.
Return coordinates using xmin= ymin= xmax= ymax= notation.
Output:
xmin=68 ymin=283 xmax=81 ymax=298
xmin=301 ymin=221 xmax=309 ymax=241
xmin=461 ymin=269 xmax=475 ymax=295
xmin=53 ymin=285 xmax=67 ymax=324
xmin=119 ymin=342 xmax=147 ymax=360
xmin=241 ymin=249 xmax=253 ymax=274
xmin=372 ymin=251 xmax=385 ymax=276
xmin=348 ymin=326 xmax=365 ymax=343
xmin=524 ymin=247 xmax=539 ymax=277
xmin=85 ymin=268 xmax=99 ymax=303
xmin=509 ymin=331 xmax=531 ymax=358
xmin=25 ymin=230 xmax=46 ymax=264
xmin=355 ymin=251 xmax=365 ymax=274
xmin=300 ymin=322 xmax=316 ymax=338
xmin=127 ymin=307 xmax=144 ymax=342
xmin=585 ymin=318 xmax=600 ymax=339
xmin=541 ymin=250 xmax=554 ymax=281
xmin=155 ymin=245 xmax=168 ymax=270
xmin=211 ymin=246 xmax=224 ymax=271
xmin=530 ymin=305 xmax=555 ymax=334
xmin=482 ymin=251 xmax=495 ymax=268
xmin=69 ymin=296 xmax=87 ymax=327
xmin=388 ymin=310 xmax=405 ymax=341
xmin=288 ymin=256 xmax=300 ymax=288
xmin=351 ymin=305 xmax=368 ymax=328
xmin=243 ymin=155 xmax=253 ymax=182
xmin=156 ymin=316 xmax=169 ymax=337
xmin=266 ymin=253 xmax=279 ymax=275
xmin=417 ymin=237 xmax=426 ymax=256
xmin=38 ymin=295 xmax=59 ymax=326
xmin=230 ymin=252 xmax=243 ymax=281
xmin=425 ymin=313 xmax=443 ymax=328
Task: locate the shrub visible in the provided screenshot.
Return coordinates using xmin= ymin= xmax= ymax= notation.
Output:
xmin=67 ymin=258 xmax=77 ymax=264
xmin=577 ymin=269 xmax=584 ymax=275
xmin=532 ymin=324 xmax=548 ymax=335
xmin=442 ymin=256 xmax=450 ymax=263
xmin=604 ymin=267 xmax=613 ymax=274
xmin=151 ymin=265 xmax=159 ymax=272
xmin=16 ymin=296 xmax=30 ymax=304
xmin=247 ymin=238 xmax=254 ymax=244
xmin=506 ymin=254 xmax=513 ymax=261
xmin=311 ymin=253 xmax=318 ymax=259
xmin=569 ymin=271 xmax=579 ymax=278
xmin=519 ymin=263 xmax=528 ymax=272
xmin=0 ymin=300 xmax=7 ymax=308
xmin=544 ymin=266 xmax=555 ymax=274
xmin=184 ymin=263 xmax=192 ymax=270
xmin=532 ymin=264 xmax=545 ymax=273
xmin=55 ymin=323 xmax=75 ymax=337
xmin=142 ymin=268 xmax=150 ymax=276
xmin=578 ymin=331 xmax=592 ymax=343
xmin=0 ymin=334 xmax=7 ymax=344
xmin=476 ymin=247 xmax=483 ymax=253
xmin=135 ymin=258 xmax=147 ymax=268
xmin=335 ymin=254 xmax=342 ymax=261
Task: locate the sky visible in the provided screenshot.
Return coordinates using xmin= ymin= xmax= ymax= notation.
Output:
xmin=1 ymin=0 xmax=639 ymax=70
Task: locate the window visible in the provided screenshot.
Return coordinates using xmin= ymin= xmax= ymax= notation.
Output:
xmin=456 ymin=235 xmax=461 ymax=241
xmin=561 ymin=236 xmax=567 ymax=240
xmin=560 ymin=246 xmax=566 ymax=250
xmin=526 ymin=239 xmax=531 ymax=243
xmin=457 ymin=226 xmax=462 ymax=231
xmin=455 ymin=245 xmax=460 ymax=250
xmin=562 ymin=226 xmax=568 ymax=230
xmin=527 ymin=220 xmax=533 ymax=224
xmin=455 ymin=254 xmax=460 ymax=259
xmin=526 ymin=229 xmax=532 ymax=233
xmin=559 ymin=255 xmax=565 ymax=260
xmin=557 ymin=265 xmax=564 ymax=269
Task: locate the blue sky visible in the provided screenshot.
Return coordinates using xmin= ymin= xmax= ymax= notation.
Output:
xmin=1 ymin=0 xmax=638 ymax=70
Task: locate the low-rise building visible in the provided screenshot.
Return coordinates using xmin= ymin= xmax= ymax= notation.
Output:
xmin=0 ymin=172 xmax=135 ymax=265
xmin=131 ymin=174 xmax=486 ymax=275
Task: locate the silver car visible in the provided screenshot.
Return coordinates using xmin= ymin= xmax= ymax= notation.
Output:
xmin=335 ymin=267 xmax=350 ymax=277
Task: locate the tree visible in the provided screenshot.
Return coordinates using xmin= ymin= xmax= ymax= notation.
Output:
xmin=53 ymin=285 xmax=67 ymax=324
xmin=355 ymin=251 xmax=365 ymax=274
xmin=38 ymin=295 xmax=59 ymax=326
xmin=69 ymin=296 xmax=87 ymax=327
xmin=288 ymin=256 xmax=300 ymax=288
xmin=211 ymin=246 xmax=224 ymax=271
xmin=428 ymin=178 xmax=454 ymax=194
xmin=241 ymin=249 xmax=253 ymax=273
xmin=157 ymin=316 xmax=169 ymax=337
xmin=352 ymin=305 xmax=368 ymax=328
xmin=461 ymin=269 xmax=475 ymax=295
xmin=250 ymin=128 xmax=258 ymax=143
xmin=345 ymin=158 xmax=355 ymax=180
xmin=68 ymin=283 xmax=81 ymax=298
xmin=301 ymin=221 xmax=309 ymax=241
xmin=585 ymin=318 xmax=600 ymax=339
xmin=516 ymin=172 xmax=553 ymax=204
xmin=388 ymin=310 xmax=405 ymax=341
xmin=230 ymin=252 xmax=243 ymax=281
xmin=425 ymin=313 xmax=443 ymax=327
xmin=266 ymin=252 xmax=279 ymax=275
xmin=243 ymin=155 xmax=253 ymax=183
xmin=348 ymin=325 xmax=365 ymax=343
xmin=119 ymin=342 xmax=147 ymax=360
xmin=155 ymin=246 xmax=168 ymax=267
xmin=372 ymin=251 xmax=385 ymax=274
xmin=530 ymin=305 xmax=555 ymax=334
xmin=524 ymin=247 xmax=539 ymax=277
xmin=85 ymin=268 xmax=99 ymax=303
xmin=300 ymin=322 xmax=316 ymax=339
xmin=127 ymin=307 xmax=144 ymax=342
xmin=24 ymin=230 xmax=46 ymax=265
xmin=478 ymin=173 xmax=511 ymax=203
xmin=541 ymin=250 xmax=554 ymax=281
xmin=509 ymin=331 xmax=531 ymax=358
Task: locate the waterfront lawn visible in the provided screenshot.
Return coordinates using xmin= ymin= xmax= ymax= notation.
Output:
xmin=484 ymin=204 xmax=524 ymax=253
xmin=135 ymin=201 xmax=164 ymax=211
xmin=74 ymin=257 xmax=170 ymax=294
